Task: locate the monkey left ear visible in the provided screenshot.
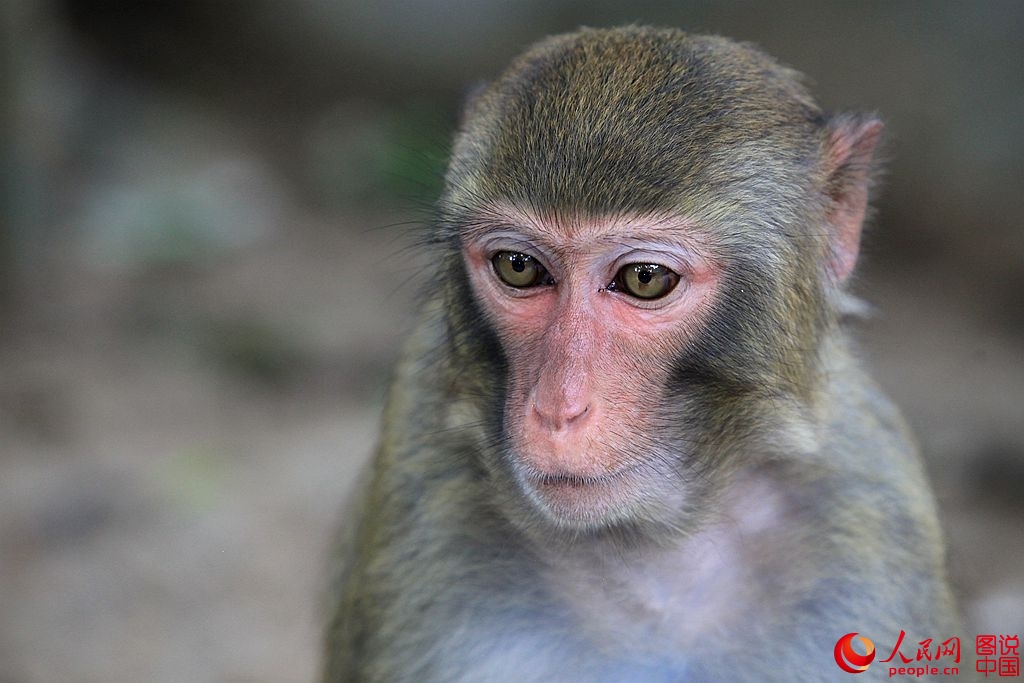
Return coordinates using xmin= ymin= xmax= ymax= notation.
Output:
xmin=823 ymin=116 xmax=884 ymax=283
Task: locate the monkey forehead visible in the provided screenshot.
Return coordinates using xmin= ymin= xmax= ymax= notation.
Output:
xmin=446 ymin=26 xmax=825 ymax=218
xmin=459 ymin=203 xmax=711 ymax=249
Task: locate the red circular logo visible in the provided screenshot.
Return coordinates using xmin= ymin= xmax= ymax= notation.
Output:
xmin=835 ymin=632 xmax=876 ymax=674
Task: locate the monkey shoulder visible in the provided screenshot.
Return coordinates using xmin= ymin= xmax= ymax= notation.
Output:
xmin=798 ymin=345 xmax=959 ymax=633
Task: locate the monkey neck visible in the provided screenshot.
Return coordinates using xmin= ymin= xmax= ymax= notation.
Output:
xmin=531 ymin=463 xmax=802 ymax=651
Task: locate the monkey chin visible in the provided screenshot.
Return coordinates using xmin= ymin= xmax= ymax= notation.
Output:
xmin=515 ymin=464 xmax=655 ymax=532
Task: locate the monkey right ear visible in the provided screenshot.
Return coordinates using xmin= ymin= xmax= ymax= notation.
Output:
xmin=458 ymin=80 xmax=490 ymax=129
xmin=822 ymin=115 xmax=884 ymax=283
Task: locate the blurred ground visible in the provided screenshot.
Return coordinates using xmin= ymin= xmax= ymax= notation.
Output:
xmin=1 ymin=2 xmax=1022 ymax=682
xmin=0 ymin=214 xmax=421 ymax=682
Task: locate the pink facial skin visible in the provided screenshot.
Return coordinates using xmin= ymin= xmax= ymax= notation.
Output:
xmin=461 ymin=205 xmax=722 ymax=523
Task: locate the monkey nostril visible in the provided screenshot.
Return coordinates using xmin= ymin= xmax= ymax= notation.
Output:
xmin=532 ymin=400 xmax=591 ymax=431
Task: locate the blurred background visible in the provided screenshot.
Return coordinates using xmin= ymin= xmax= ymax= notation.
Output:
xmin=1 ymin=1 xmax=1021 ymax=681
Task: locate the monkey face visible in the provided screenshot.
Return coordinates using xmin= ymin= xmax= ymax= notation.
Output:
xmin=459 ymin=205 xmax=724 ymax=530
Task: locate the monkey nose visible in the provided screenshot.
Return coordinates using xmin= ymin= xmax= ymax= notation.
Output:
xmin=530 ymin=395 xmax=592 ymax=432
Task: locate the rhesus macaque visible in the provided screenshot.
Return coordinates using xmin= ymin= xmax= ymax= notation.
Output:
xmin=323 ymin=26 xmax=957 ymax=683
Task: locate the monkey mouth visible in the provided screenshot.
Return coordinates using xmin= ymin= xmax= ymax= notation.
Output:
xmin=538 ymin=473 xmax=608 ymax=489
xmin=519 ymin=464 xmax=643 ymax=524
xmin=525 ymin=463 xmax=635 ymax=489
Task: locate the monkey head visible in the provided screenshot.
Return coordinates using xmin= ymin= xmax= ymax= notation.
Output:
xmin=435 ymin=27 xmax=882 ymax=538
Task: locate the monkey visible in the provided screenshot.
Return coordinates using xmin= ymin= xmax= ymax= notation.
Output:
xmin=322 ymin=26 xmax=959 ymax=683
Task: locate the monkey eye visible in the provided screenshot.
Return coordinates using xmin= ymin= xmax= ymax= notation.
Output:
xmin=491 ymin=251 xmax=553 ymax=288
xmin=608 ymin=263 xmax=680 ymax=300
